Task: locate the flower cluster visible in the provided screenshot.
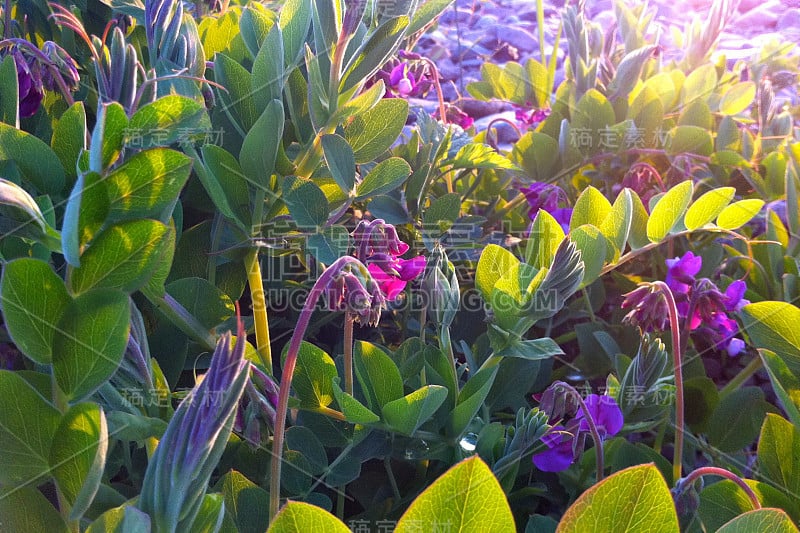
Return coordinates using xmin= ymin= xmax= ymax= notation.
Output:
xmin=623 ymin=251 xmax=748 ymax=356
xmin=1 ymin=41 xmax=80 ymax=118
xmin=533 ymin=386 xmax=623 ymax=472
xmin=373 ymin=57 xmax=432 ymax=99
xmin=351 ymin=219 xmax=425 ymax=301
xmin=520 ymin=182 xmax=572 ymax=233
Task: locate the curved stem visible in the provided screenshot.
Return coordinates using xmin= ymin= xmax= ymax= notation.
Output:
xmin=679 ymin=466 xmax=760 ymax=510
xmin=269 ymin=256 xmax=364 ymax=522
xmin=652 ymin=281 xmax=684 ymax=482
xmin=556 ymin=382 xmax=605 ymax=481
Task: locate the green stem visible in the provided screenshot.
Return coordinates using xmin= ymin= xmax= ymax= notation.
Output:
xmin=652 ymin=281 xmax=685 ymax=483
xmin=344 ymin=313 xmax=354 ymax=396
xmin=719 ymin=356 xmax=763 ymax=401
xmin=244 ymin=248 xmax=272 ymax=372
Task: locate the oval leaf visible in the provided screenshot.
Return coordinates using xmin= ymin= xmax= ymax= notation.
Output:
xmin=396 ymin=456 xmax=514 ymax=533
xmin=556 ymin=464 xmax=679 ymax=532
xmin=268 ymin=501 xmax=349 ymax=533
xmin=49 ymin=403 xmax=108 ymax=521
xmin=382 ymin=385 xmax=448 ymax=436
xmin=53 ymin=289 xmax=130 ymax=402
xmin=0 ymin=258 xmax=70 ymax=364
xmin=571 ymin=186 xmax=612 ymax=232
xmin=716 ymin=199 xmax=765 ymax=230
xmin=647 ymin=180 xmax=693 ymax=242
xmin=355 ymin=157 xmax=412 ymax=200
xmin=684 ymin=187 xmax=735 ymax=230
xmin=716 ymin=509 xmax=799 ymax=533
xmin=719 ymin=81 xmax=757 ymax=116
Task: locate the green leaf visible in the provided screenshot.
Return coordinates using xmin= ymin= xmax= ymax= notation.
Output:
xmin=69 ymin=219 xmax=170 ymax=295
xmin=217 ymin=470 xmax=269 ymax=533
xmin=240 ymin=99 xmax=284 ymax=184
xmin=0 ymin=177 xmax=51 ymax=236
xmin=166 ymin=277 xmax=234 ymax=330
xmin=628 ymin=190 xmax=650 ymax=249
xmin=339 ymin=16 xmax=410 ymax=93
xmin=716 ymin=199 xmax=765 ymax=230
xmin=446 ymin=143 xmax=517 ymax=171
xmin=321 ymin=134 xmax=356 ymax=195
xmin=279 ymin=0 xmax=313 ymax=66
xmin=284 ymin=341 xmax=337 ymax=408
xmin=526 ymin=209 xmax=565 ymax=269
xmin=382 ymin=385 xmax=448 ymax=436
xmin=283 ymin=175 xmax=329 ymax=228
xmin=742 ymin=302 xmax=800 ymax=375
xmin=91 ymin=102 xmax=128 ymax=173
xmin=681 ymin=64 xmax=717 ymax=106
xmin=667 ymin=125 xmax=713 ymax=157
xmin=707 ymin=387 xmax=770 ymax=452
xmin=571 ymin=89 xmax=616 ymax=156
xmin=699 ymin=479 xmax=800 ymax=531
xmin=571 ymin=186 xmax=612 ymax=232
xmin=354 ymin=340 xmax=403 ymax=410
xmin=52 ymin=289 xmax=130 ymax=402
xmin=684 ymin=187 xmax=735 ymax=230
xmin=199 ymin=144 xmax=251 ymax=228
xmin=267 ymin=501 xmax=349 ymax=533
xmin=557 ymin=464 xmax=678 ymax=532
xmin=355 ymin=157 xmax=411 ymax=200
xmin=511 ymin=132 xmax=559 ymax=181
xmin=251 ymin=24 xmax=284 ymax=110
xmin=0 ymin=370 xmax=62 ymax=486
xmin=307 ymin=225 xmax=351 ymax=265
xmin=646 ymin=180 xmax=693 ymax=242
xmin=758 ymin=413 xmax=800 ymax=503
xmin=128 ymin=95 xmax=209 ymax=148
xmin=0 ymin=122 xmax=65 ymax=194
xmin=716 ymin=509 xmax=799 ymax=533
xmin=0 ymin=487 xmax=69 ymax=532
xmin=719 ymin=81 xmax=757 ymax=116
xmin=188 ymin=494 xmax=225 ymax=533
xmin=105 ymin=148 xmax=192 ymax=222
xmin=0 ymin=54 xmax=18 ymax=125
xmin=599 ymin=188 xmax=633 ymax=259
xmin=343 ymin=98 xmax=408 ymax=164
xmin=0 ymin=258 xmax=70 ymax=364
xmin=51 ymin=102 xmax=86 ymax=182
xmin=758 ymin=349 xmax=800 ymax=426
xmin=49 ymin=403 xmax=108 ymax=521
xmin=239 ymin=4 xmax=276 ymax=59
xmin=86 ymin=505 xmax=152 ymax=533
xmin=396 ymin=456 xmax=514 ymax=533
xmin=332 ymin=377 xmax=379 ymax=424
xmin=423 ymin=192 xmax=461 ymax=237
xmin=214 ymin=53 xmax=259 ymax=131
xmin=449 ymin=365 xmax=499 ymax=437
xmin=476 ymin=244 xmax=520 ymax=302
xmin=199 ymin=9 xmax=248 ymax=62
xmin=106 ymin=412 xmax=168 ymax=442
xmin=569 ymin=225 xmax=607 ymax=287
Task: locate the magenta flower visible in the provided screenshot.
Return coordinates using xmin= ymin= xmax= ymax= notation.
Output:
xmin=665 ymin=251 xmax=702 ymax=295
xmin=514 ymin=105 xmax=550 ymax=129
xmin=352 ymin=219 xmax=424 ymax=302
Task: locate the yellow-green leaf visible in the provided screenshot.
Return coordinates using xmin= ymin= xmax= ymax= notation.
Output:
xmin=719 ymin=81 xmax=757 ymax=116
xmin=716 ymin=199 xmax=764 ymax=230
xmin=647 ymin=180 xmax=693 ymax=241
xmin=684 ymin=187 xmax=735 ymax=230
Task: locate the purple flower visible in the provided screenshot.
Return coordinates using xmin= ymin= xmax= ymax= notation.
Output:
xmin=521 ymin=182 xmax=572 ymax=232
xmin=576 ymin=394 xmax=624 ymax=439
xmin=390 ymin=63 xmax=416 ymax=97
xmin=723 ymin=280 xmax=749 ymax=312
xmin=7 ymin=48 xmax=43 ymax=118
xmin=433 ymin=103 xmax=474 ymax=129
xmin=533 ymin=425 xmax=576 ymax=472
xmin=665 ymin=251 xmax=702 ymax=295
